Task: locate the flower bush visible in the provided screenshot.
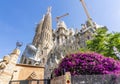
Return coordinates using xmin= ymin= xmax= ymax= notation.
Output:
xmin=54 ymin=52 xmax=120 ymax=77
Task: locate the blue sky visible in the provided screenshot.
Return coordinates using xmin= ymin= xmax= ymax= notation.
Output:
xmin=0 ymin=0 xmax=120 ymax=60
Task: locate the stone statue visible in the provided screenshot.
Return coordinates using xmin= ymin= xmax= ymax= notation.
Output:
xmin=0 ymin=55 xmax=10 ymax=69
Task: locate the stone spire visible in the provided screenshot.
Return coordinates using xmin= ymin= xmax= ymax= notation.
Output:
xmin=32 ymin=15 xmax=45 ymax=47
xmin=20 ymin=7 xmax=53 ymax=67
xmin=39 ymin=7 xmax=53 ymax=48
xmin=31 ymin=7 xmax=53 ymax=67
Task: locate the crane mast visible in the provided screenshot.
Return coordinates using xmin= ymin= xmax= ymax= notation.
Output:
xmin=56 ymin=13 xmax=69 ymax=23
xmin=80 ymin=0 xmax=94 ymax=28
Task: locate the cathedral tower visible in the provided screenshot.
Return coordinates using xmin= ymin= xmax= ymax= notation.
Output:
xmin=20 ymin=7 xmax=53 ymax=67
xmin=39 ymin=7 xmax=53 ymax=49
xmin=32 ymin=15 xmax=44 ymax=47
xmin=55 ymin=21 xmax=68 ymax=45
xmin=35 ymin=7 xmax=53 ymax=66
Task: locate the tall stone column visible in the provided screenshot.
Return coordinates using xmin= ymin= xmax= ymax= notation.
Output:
xmin=0 ymin=48 xmax=20 ymax=84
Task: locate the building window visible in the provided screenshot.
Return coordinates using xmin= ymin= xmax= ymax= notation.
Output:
xmin=51 ymin=54 xmax=53 ymax=57
xmin=24 ymin=59 xmax=27 ymax=64
xmin=57 ymin=37 xmax=59 ymax=43
xmin=87 ymin=36 xmax=90 ymax=39
xmin=28 ymin=61 xmax=32 ymax=64
xmin=43 ymin=58 xmax=45 ymax=64
xmin=42 ymin=50 xmax=43 ymax=55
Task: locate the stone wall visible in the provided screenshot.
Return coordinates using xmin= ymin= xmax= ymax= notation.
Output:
xmin=51 ymin=75 xmax=65 ymax=84
xmin=51 ymin=72 xmax=71 ymax=84
xmin=0 ymin=48 xmax=44 ymax=84
xmin=12 ymin=64 xmax=44 ymax=80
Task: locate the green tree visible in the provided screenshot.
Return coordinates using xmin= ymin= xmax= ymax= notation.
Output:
xmin=86 ymin=27 xmax=120 ymax=59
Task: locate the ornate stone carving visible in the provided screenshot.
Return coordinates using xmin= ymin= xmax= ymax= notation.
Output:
xmin=0 ymin=55 xmax=10 ymax=69
xmin=27 ymin=72 xmax=38 ymax=80
xmin=11 ymin=49 xmax=20 ymax=55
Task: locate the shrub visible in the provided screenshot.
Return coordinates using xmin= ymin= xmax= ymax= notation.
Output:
xmin=54 ymin=52 xmax=120 ymax=77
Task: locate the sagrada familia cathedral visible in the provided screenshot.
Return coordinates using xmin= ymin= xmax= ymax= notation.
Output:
xmin=19 ymin=7 xmax=102 ymax=78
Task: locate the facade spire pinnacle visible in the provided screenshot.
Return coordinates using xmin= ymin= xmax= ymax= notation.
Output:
xmin=41 ymin=14 xmax=45 ymax=21
xmin=47 ymin=6 xmax=52 ymax=13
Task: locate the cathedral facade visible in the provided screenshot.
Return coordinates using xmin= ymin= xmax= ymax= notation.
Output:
xmin=20 ymin=7 xmax=102 ymax=78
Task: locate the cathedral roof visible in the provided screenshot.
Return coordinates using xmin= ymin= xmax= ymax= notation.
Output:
xmin=69 ymin=28 xmax=75 ymax=35
xmin=27 ymin=44 xmax=37 ymax=52
xmin=57 ymin=21 xmax=67 ymax=30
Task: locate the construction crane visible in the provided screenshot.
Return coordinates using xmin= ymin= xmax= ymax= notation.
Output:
xmin=56 ymin=13 xmax=69 ymax=23
xmin=80 ymin=0 xmax=95 ymax=28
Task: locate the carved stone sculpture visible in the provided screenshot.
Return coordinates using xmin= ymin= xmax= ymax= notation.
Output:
xmin=0 ymin=55 xmax=10 ymax=69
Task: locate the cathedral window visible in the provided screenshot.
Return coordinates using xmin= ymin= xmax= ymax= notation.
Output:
xmin=51 ymin=54 xmax=53 ymax=57
xmin=65 ymin=37 xmax=67 ymax=39
xmin=28 ymin=61 xmax=32 ymax=64
xmin=43 ymin=58 xmax=45 ymax=64
xmin=57 ymin=37 xmax=59 ymax=43
xmin=24 ymin=59 xmax=27 ymax=64
xmin=42 ymin=50 xmax=43 ymax=55
xmin=87 ymin=36 xmax=90 ymax=39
